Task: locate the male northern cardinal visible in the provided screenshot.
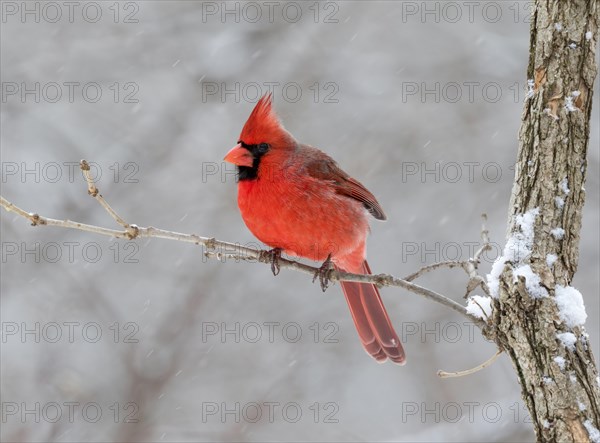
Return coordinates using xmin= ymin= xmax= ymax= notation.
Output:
xmin=224 ymin=94 xmax=405 ymax=365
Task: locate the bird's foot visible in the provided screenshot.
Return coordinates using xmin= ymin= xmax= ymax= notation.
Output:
xmin=313 ymin=254 xmax=333 ymax=292
xmin=267 ymin=248 xmax=283 ymax=276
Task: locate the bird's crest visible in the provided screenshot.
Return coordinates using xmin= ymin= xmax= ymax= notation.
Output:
xmin=239 ymin=94 xmax=292 ymax=146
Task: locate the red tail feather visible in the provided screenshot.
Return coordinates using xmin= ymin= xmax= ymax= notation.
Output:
xmin=336 ymin=261 xmax=405 ymax=365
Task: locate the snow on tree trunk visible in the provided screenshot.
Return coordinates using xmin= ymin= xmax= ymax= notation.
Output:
xmin=487 ymin=0 xmax=600 ymax=441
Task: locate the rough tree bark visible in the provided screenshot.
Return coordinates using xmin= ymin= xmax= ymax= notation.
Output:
xmin=488 ymin=0 xmax=600 ymax=441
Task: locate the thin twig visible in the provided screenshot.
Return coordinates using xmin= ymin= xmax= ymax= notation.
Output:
xmin=437 ymin=349 xmax=503 ymax=378
xmin=464 ymin=213 xmax=493 ymax=298
xmin=403 ymin=260 xmax=466 ymax=282
xmin=80 ymin=160 xmax=138 ymax=238
xmin=472 ymin=213 xmax=491 ymax=264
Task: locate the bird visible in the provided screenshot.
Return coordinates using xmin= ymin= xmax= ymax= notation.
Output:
xmin=223 ymin=94 xmax=405 ymax=365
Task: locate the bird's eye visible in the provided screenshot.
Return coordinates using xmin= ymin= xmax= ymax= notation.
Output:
xmin=257 ymin=143 xmax=269 ymax=154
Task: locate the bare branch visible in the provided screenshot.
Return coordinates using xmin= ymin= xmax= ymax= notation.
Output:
xmin=1 ymin=194 xmax=485 ymax=329
xmin=0 ymin=159 xmax=491 ymax=329
xmin=205 ymin=247 xmax=479 ymax=323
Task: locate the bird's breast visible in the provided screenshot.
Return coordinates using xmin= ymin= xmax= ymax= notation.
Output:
xmin=237 ymin=173 xmax=368 ymax=262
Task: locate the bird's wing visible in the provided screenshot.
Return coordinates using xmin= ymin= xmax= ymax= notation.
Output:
xmin=301 ymin=146 xmax=387 ymax=221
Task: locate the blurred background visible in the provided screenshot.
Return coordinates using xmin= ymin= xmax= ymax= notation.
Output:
xmin=1 ymin=1 xmax=598 ymax=441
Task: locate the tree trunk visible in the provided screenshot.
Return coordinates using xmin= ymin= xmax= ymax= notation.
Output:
xmin=488 ymin=0 xmax=600 ymax=441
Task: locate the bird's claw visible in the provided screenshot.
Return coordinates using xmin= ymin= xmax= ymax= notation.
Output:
xmin=313 ymin=254 xmax=333 ymax=292
xmin=267 ymin=248 xmax=282 ymax=276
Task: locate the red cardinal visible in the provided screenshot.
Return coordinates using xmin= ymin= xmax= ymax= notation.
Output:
xmin=224 ymin=94 xmax=405 ymax=365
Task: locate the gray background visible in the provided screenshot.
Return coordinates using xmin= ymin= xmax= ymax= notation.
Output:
xmin=1 ymin=1 xmax=598 ymax=441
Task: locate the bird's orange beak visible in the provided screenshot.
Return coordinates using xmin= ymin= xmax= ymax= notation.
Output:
xmin=224 ymin=143 xmax=254 ymax=167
